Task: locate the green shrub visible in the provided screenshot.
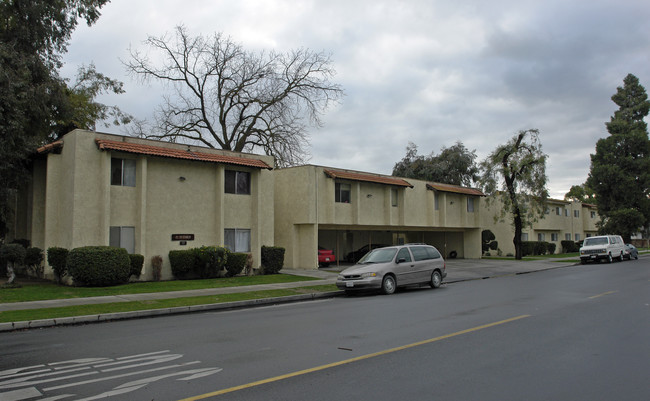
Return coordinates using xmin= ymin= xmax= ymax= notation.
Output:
xmin=193 ymin=246 xmax=228 ymax=278
xmin=25 ymin=247 xmax=44 ymax=278
xmin=225 ymin=252 xmax=248 ymax=277
xmin=520 ymin=241 xmax=535 ymax=256
xmin=169 ymin=250 xmax=195 ymax=278
xmin=128 ymin=254 xmax=144 ymax=277
xmin=547 ymin=243 xmax=557 ymax=254
xmin=67 ymin=246 xmax=131 ymax=286
xmin=561 ymin=240 xmax=579 ymax=253
xmin=0 ymin=243 xmax=26 ymax=264
xmin=261 ymin=246 xmax=285 ymax=274
xmin=47 ymin=247 xmax=69 ymax=282
xmin=10 ymin=239 xmax=30 ymax=248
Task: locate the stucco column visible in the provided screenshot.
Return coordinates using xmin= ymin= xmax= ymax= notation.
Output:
xmin=136 ymin=156 xmax=147 ymax=274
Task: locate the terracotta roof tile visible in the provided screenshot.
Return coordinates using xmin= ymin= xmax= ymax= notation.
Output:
xmin=426 ymin=182 xmax=485 ymax=196
xmin=323 ymin=169 xmax=413 ymax=188
xmin=95 ymin=139 xmax=272 ymax=170
xmin=37 ymin=140 xmax=64 ymax=154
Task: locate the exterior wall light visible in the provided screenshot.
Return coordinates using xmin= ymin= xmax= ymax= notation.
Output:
xmin=179 ymin=176 xmax=186 ymax=182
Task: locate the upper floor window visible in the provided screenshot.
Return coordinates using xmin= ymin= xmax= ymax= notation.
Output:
xmin=556 ymin=207 xmax=562 ymax=216
xmin=467 ymin=197 xmax=475 ymax=212
xmin=590 ymin=211 xmax=596 ymax=218
xmin=225 ymin=170 xmax=250 ymax=194
xmin=335 ymin=182 xmax=351 ymax=203
xmin=565 ymin=209 xmax=569 ymax=217
xmin=111 ymin=158 xmax=136 ymax=187
xmin=574 ymin=210 xmax=580 ymax=218
xmin=434 ymin=193 xmax=439 ymax=211
xmin=391 ymin=188 xmax=398 ymax=207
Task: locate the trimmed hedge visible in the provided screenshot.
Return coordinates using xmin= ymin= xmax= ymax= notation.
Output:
xmin=128 ymin=254 xmax=144 ymax=277
xmin=25 ymin=247 xmax=44 ymax=278
xmin=169 ymin=250 xmax=195 ymax=278
xmin=261 ymin=246 xmax=285 ymax=274
xmin=561 ymin=240 xmax=579 ymax=253
xmin=225 ymin=252 xmax=248 ymax=277
xmin=67 ymin=246 xmax=131 ymax=286
xmin=0 ymin=243 xmax=26 ymax=264
xmin=194 ymin=246 xmax=228 ymax=278
xmin=47 ymin=247 xmax=69 ymax=282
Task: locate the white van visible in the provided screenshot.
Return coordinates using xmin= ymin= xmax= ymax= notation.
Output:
xmin=579 ymin=235 xmax=626 ymax=264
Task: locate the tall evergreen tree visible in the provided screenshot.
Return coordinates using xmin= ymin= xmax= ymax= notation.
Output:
xmin=586 ymin=74 xmax=650 ymax=241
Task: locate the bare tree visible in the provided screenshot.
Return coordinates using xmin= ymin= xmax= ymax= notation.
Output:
xmin=125 ymin=26 xmax=343 ymax=166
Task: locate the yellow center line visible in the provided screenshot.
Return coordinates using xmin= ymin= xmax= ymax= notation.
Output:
xmin=179 ymin=314 xmax=531 ymax=401
xmin=588 ymin=290 xmax=618 ymax=299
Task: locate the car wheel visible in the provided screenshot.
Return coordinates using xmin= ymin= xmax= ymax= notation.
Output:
xmin=381 ymin=275 xmax=396 ymax=295
xmin=619 ymin=252 xmax=625 ymax=262
xmin=430 ymin=270 xmax=442 ymax=288
xmin=607 ymin=253 xmax=613 ymax=263
xmin=580 ymin=259 xmax=587 ymax=265
xmin=634 ymin=254 xmax=639 ymax=260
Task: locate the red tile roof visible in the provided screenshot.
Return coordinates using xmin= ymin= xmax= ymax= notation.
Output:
xmin=323 ymin=169 xmax=413 ymax=188
xmin=95 ymin=139 xmax=273 ymax=170
xmin=426 ymin=182 xmax=485 ymax=196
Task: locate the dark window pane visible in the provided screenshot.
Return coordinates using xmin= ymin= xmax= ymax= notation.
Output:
xmin=123 ymin=159 xmax=136 ymax=187
xmin=236 ymin=172 xmax=250 ymax=194
xmin=225 ymin=170 xmax=236 ymax=193
xmin=111 ymin=158 xmax=122 ymax=185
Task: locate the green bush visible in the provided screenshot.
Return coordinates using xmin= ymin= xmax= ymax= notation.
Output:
xmin=67 ymin=246 xmax=131 ymax=286
xmin=0 ymin=243 xmax=26 ymax=264
xmin=128 ymin=254 xmax=144 ymax=277
xmin=561 ymin=240 xmax=579 ymax=253
xmin=225 ymin=252 xmax=248 ymax=277
xmin=47 ymin=247 xmax=69 ymax=282
xmin=169 ymin=250 xmax=195 ymax=278
xmin=193 ymin=246 xmax=228 ymax=278
xmin=261 ymin=246 xmax=285 ymax=274
xmin=25 ymin=247 xmax=44 ymax=278
xmin=547 ymin=243 xmax=557 ymax=254
xmin=520 ymin=241 xmax=535 ymax=256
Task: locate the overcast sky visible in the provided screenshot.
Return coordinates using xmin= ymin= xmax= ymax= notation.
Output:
xmin=62 ymin=0 xmax=650 ymax=199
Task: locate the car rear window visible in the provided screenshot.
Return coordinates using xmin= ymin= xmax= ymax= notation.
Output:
xmin=409 ymin=246 xmax=431 ymax=261
xmin=426 ymin=247 xmax=441 ymax=259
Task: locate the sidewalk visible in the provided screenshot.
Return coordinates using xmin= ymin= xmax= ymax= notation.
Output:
xmin=0 ymin=258 xmax=577 ymax=332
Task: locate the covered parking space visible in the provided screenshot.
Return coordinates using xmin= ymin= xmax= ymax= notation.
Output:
xmin=317 ymin=225 xmax=473 ymax=267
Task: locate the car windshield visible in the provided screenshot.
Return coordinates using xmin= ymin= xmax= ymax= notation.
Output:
xmin=584 ymin=237 xmax=608 ymax=246
xmin=358 ymin=248 xmax=397 ymax=264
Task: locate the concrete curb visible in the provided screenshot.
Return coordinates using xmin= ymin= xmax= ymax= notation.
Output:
xmin=0 ymin=291 xmax=344 ymax=333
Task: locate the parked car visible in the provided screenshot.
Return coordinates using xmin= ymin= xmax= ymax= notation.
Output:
xmin=318 ymin=246 xmax=336 ymax=267
xmin=345 ymin=243 xmax=389 ymax=263
xmin=624 ymin=244 xmax=639 ymax=260
xmin=336 ymin=244 xmax=446 ymax=295
xmin=579 ymin=235 xmax=626 ymax=264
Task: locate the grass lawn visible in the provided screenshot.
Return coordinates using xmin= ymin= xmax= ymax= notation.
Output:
xmin=0 ymin=284 xmax=339 ymax=323
xmin=0 ymin=274 xmax=320 ymax=303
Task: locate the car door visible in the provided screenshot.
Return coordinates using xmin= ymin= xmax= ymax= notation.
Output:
xmin=394 ymin=247 xmax=416 ymax=285
xmin=407 ymin=246 xmax=433 ymax=284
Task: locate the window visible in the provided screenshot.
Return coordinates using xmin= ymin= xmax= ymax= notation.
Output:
xmin=591 ymin=211 xmax=596 ymax=218
xmin=467 ymin=197 xmax=475 ymax=212
xmin=396 ymin=247 xmax=411 ymax=262
xmin=538 ymin=233 xmax=545 ymax=241
xmin=521 ymin=233 xmax=529 ymax=241
xmin=391 ymin=188 xmax=398 ymax=207
xmin=575 ymin=233 xmax=581 ymax=241
xmin=574 ymin=210 xmax=579 ymax=218
xmin=434 ymin=193 xmax=439 ymax=211
xmin=111 ymin=158 xmax=136 ymax=187
xmin=409 ymin=246 xmax=431 ymax=261
xmin=565 ymin=233 xmax=571 ymax=241
xmin=225 ymin=170 xmax=250 ymax=194
xmin=556 ymin=207 xmax=561 ymax=216
xmin=551 ymin=233 xmax=559 ymax=242
xmin=335 ymin=182 xmax=351 ymax=203
xmin=565 ymin=209 xmax=569 ymax=217
xmin=109 ymin=226 xmax=135 ymax=254
xmin=224 ymin=229 xmax=250 ymax=252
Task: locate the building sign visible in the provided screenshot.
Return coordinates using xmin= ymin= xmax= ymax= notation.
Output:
xmin=172 ymin=234 xmax=194 ymax=241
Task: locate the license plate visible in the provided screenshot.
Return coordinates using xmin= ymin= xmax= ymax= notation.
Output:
xmin=590 ymin=255 xmax=597 ymax=259
xmin=325 ymin=257 xmax=330 ymax=261
xmin=346 ymin=282 xmax=354 ymax=288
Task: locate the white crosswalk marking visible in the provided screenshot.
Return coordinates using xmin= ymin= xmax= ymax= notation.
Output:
xmin=0 ymin=350 xmax=221 ymax=400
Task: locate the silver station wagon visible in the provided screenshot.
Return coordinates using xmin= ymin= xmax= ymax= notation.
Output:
xmin=336 ymin=244 xmax=447 ymax=295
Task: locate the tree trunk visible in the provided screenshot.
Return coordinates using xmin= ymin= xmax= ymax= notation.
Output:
xmin=513 ymin=208 xmax=523 ymax=260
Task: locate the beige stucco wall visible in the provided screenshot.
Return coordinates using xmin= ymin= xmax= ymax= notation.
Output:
xmin=22 ymin=129 xmax=274 ymax=280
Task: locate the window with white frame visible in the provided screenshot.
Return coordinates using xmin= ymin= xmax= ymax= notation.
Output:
xmin=111 ymin=158 xmax=136 ymax=187
xmin=565 ymin=233 xmax=571 ymax=241
xmin=565 ymin=209 xmax=569 ymax=217
xmin=225 ymin=170 xmax=250 ymax=194
xmin=521 ymin=233 xmax=529 ymax=241
xmin=467 ymin=197 xmax=475 ymax=212
xmin=109 ymin=226 xmax=135 ymax=254
xmin=551 ymin=233 xmax=558 ymax=241
xmin=574 ymin=210 xmax=579 ymax=218
xmin=575 ymin=233 xmax=581 ymax=241
xmin=335 ymin=182 xmax=351 ymax=203
xmin=224 ymin=229 xmax=251 ymax=252
xmin=591 ymin=211 xmax=596 ymax=218
xmin=538 ymin=233 xmax=545 ymax=241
